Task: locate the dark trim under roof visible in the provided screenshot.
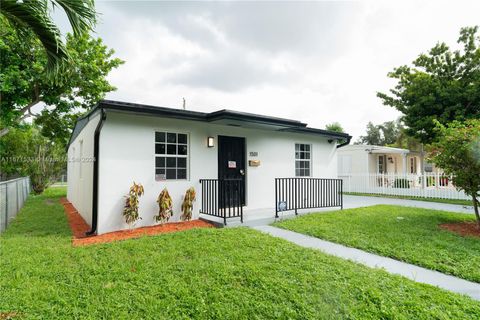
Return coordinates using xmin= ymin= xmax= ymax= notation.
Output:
xmin=68 ymin=99 xmax=351 ymax=148
xmin=280 ymin=126 xmax=351 ymax=140
xmin=98 ymin=100 xmax=308 ymax=128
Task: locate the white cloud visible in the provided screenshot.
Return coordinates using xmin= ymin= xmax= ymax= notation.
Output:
xmin=91 ymin=0 xmax=480 ymax=139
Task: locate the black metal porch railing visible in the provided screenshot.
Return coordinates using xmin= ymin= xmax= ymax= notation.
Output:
xmin=275 ymin=178 xmax=343 ymax=218
xmin=199 ymin=179 xmax=244 ymax=225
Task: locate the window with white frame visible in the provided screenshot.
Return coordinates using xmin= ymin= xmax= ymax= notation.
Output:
xmin=378 ymin=155 xmax=387 ymax=174
xmin=295 ymin=143 xmax=311 ymax=177
xmin=155 ymin=132 xmax=188 ymax=180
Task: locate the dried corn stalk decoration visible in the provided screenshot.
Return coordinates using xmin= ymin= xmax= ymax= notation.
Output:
xmin=123 ymin=182 xmax=144 ymax=226
xmin=155 ymin=188 xmax=173 ymax=223
xmin=181 ymin=187 xmax=196 ymax=221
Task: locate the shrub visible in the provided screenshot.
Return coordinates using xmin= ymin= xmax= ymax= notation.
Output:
xmin=181 ymin=187 xmax=196 ymax=221
xmin=429 ymin=119 xmax=480 ymax=227
xmin=123 ymin=182 xmax=144 ymax=226
xmin=156 ymin=188 xmax=173 ymax=223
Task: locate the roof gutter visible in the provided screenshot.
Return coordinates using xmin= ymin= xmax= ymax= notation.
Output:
xmin=336 ymin=135 xmax=352 ymax=148
xmin=86 ymin=108 xmax=106 ymax=236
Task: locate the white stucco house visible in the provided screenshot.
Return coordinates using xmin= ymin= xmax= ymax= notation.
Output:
xmin=338 ymin=145 xmax=422 ymax=176
xmin=337 ymin=144 xmax=443 ymax=176
xmin=67 ymin=100 xmax=351 ymax=235
xmin=337 ymin=144 xmax=455 ymax=197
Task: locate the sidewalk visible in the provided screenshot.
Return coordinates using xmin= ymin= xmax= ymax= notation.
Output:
xmin=343 ymin=195 xmax=474 ymax=214
xmin=253 ymin=225 xmax=480 ymax=301
xmin=201 ymin=195 xmax=475 ymax=228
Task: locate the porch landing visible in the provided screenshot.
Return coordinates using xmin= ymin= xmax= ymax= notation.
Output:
xmin=200 ymin=207 xmax=339 ymax=227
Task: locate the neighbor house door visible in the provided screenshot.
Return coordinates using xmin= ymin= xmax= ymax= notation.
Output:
xmin=218 ymin=135 xmax=246 ymax=207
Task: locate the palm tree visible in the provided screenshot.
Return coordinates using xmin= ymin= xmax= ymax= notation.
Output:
xmin=1 ymin=0 xmax=96 ymax=72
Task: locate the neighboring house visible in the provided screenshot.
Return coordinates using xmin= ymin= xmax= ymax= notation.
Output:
xmin=67 ymin=100 xmax=351 ymax=235
xmin=337 ymin=144 xmax=442 ymax=176
xmin=336 ymin=144 xmax=461 ymax=198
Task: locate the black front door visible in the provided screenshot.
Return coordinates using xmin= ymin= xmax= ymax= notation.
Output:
xmin=218 ymin=135 xmax=246 ymax=207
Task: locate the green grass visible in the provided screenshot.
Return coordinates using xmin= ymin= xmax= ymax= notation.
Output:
xmin=344 ymin=192 xmax=473 ymax=206
xmin=275 ymin=205 xmax=480 ymax=283
xmin=1 ymin=189 xmax=480 ymax=319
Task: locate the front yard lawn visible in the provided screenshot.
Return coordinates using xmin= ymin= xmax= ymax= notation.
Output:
xmin=274 ymin=205 xmax=480 ymax=283
xmin=1 ymin=190 xmax=480 ymax=319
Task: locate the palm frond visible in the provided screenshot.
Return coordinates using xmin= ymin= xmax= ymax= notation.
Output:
xmin=51 ymin=0 xmax=96 ymax=36
xmin=0 ymin=0 xmax=97 ymax=75
xmin=1 ymin=0 xmax=67 ymax=72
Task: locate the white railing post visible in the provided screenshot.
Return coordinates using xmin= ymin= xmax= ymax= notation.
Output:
xmin=345 ymin=172 xmax=469 ymax=200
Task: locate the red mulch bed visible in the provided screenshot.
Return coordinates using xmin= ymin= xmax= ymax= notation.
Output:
xmin=60 ymin=198 xmax=214 ymax=246
xmin=439 ymin=222 xmax=480 ymax=238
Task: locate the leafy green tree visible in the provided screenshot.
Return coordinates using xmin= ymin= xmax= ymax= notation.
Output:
xmin=378 ymin=26 xmax=480 ymax=144
xmin=0 ymin=0 xmax=96 ymax=71
xmin=390 ymin=127 xmax=422 ymax=151
xmin=0 ymin=125 xmax=66 ymax=193
xmin=429 ymin=119 xmax=480 ymax=227
xmin=325 ymin=122 xmax=345 ymax=133
xmin=356 ymin=120 xmax=401 ymax=146
xmin=0 ymin=17 xmax=124 ymax=144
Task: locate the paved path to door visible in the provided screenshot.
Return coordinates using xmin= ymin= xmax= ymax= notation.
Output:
xmin=252 ymin=225 xmax=480 ymax=301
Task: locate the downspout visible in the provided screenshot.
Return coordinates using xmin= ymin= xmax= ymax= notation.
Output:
xmin=86 ymin=108 xmax=106 ymax=236
xmin=336 ymin=136 xmax=352 ymax=148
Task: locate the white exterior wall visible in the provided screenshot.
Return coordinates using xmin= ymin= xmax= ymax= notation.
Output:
xmin=94 ymin=111 xmax=338 ymax=234
xmin=338 ymin=148 xmax=368 ymax=175
xmin=67 ymin=111 xmax=101 ymax=225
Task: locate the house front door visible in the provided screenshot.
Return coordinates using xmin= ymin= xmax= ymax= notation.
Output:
xmin=218 ymin=135 xmax=246 ymax=207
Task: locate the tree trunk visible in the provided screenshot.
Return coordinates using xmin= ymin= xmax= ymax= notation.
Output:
xmin=473 ymin=195 xmax=480 ymax=229
xmin=0 ymin=98 xmax=41 ymax=138
xmin=0 ymin=127 xmax=10 ymax=138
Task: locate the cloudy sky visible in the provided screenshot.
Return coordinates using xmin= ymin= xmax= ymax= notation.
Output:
xmin=65 ymin=1 xmax=480 ymax=139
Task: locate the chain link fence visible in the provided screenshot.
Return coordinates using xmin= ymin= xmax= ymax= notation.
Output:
xmin=0 ymin=177 xmax=31 ymax=233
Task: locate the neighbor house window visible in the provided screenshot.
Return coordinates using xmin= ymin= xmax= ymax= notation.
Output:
xmin=424 ymin=162 xmax=433 ymax=173
xmin=410 ymin=157 xmax=417 ymax=174
xmin=378 ymin=155 xmax=387 ymax=174
xmin=295 ymin=143 xmax=311 ymax=177
xmin=155 ymin=132 xmax=188 ymax=180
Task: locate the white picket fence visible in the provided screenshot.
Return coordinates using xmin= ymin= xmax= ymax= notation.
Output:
xmin=339 ymin=173 xmax=471 ymax=200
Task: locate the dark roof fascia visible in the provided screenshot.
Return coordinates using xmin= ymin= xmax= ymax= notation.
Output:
xmin=206 ymin=109 xmax=307 ymax=128
xmin=280 ymin=127 xmax=352 ymax=141
xmin=66 ymin=107 xmax=102 ymax=150
xmin=68 ymin=99 xmax=352 ymax=146
xmin=99 ymin=100 xmax=207 ymax=121
xmin=99 ymin=100 xmax=308 ymax=128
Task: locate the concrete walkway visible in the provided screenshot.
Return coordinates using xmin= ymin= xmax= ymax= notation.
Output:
xmin=343 ymin=195 xmax=474 ymax=214
xmin=253 ymin=225 xmax=480 ymax=301
xmin=201 ymin=195 xmax=475 ymax=228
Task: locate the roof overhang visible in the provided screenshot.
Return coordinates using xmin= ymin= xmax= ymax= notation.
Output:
xmin=68 ymin=100 xmax=352 ymax=147
xmin=366 ymin=146 xmax=409 ymax=154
